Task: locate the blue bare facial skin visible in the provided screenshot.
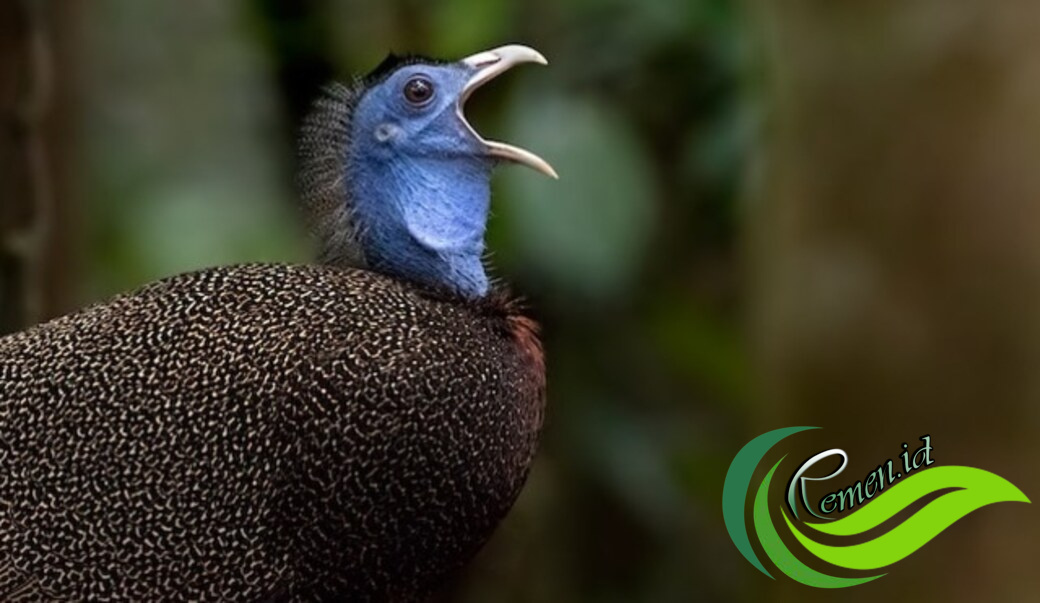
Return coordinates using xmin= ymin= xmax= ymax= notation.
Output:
xmin=349 ymin=62 xmax=494 ymax=297
xmin=344 ymin=46 xmax=556 ymax=298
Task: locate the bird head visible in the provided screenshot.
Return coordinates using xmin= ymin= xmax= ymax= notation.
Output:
xmin=299 ymin=45 xmax=555 ymax=298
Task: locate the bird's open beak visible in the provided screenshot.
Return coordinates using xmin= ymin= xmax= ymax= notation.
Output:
xmin=460 ymin=45 xmax=558 ymax=179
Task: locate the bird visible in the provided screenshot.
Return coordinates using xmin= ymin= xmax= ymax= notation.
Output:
xmin=0 ymin=44 xmax=555 ymax=602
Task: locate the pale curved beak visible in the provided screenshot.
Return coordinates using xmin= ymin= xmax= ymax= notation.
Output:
xmin=459 ymin=45 xmax=558 ymax=180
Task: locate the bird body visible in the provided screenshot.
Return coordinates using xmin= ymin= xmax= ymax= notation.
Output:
xmin=0 ymin=44 xmax=555 ymax=600
xmin=0 ymin=265 xmax=544 ymax=600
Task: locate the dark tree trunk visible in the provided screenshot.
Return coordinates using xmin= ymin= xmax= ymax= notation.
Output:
xmin=0 ymin=0 xmax=79 ymax=334
xmin=747 ymin=2 xmax=1040 ymax=601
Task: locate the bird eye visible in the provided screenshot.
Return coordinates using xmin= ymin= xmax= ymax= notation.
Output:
xmin=403 ymin=76 xmax=435 ymax=106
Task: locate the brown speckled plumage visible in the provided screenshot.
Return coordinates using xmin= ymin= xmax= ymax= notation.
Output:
xmin=0 ymin=264 xmax=545 ymax=601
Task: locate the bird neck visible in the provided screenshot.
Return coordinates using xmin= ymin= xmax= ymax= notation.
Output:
xmin=349 ymin=154 xmax=493 ymax=298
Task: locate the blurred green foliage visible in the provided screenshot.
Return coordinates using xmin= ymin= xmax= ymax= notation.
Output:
xmin=78 ymin=0 xmax=753 ymax=600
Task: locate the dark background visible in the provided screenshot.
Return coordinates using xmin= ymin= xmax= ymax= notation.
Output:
xmin=2 ymin=1 xmax=1038 ymax=601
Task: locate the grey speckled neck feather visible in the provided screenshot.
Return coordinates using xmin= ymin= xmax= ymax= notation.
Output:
xmin=297 ymin=81 xmax=367 ymax=268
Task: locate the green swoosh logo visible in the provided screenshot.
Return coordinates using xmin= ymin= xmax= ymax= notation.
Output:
xmin=786 ymin=465 xmax=1030 ymax=570
xmin=722 ymin=428 xmax=1030 ymax=588
xmin=754 ymin=458 xmax=882 ymax=588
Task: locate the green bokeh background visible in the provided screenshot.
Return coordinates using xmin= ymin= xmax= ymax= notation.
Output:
xmin=5 ymin=0 xmax=1040 ymax=601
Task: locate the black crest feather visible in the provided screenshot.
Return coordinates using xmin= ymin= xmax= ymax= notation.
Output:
xmin=363 ymin=52 xmax=448 ymax=86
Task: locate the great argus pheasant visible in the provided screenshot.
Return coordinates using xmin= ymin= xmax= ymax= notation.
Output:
xmin=0 ymin=44 xmax=555 ymax=601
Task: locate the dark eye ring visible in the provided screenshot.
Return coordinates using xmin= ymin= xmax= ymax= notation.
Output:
xmin=403 ymin=76 xmax=435 ymax=106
